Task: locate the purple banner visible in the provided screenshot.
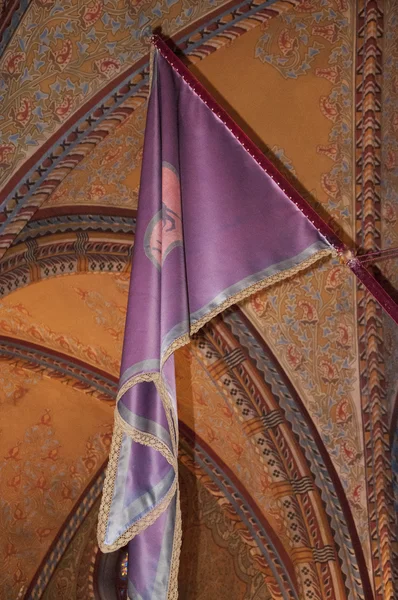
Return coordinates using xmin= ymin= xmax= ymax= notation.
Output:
xmin=97 ymin=42 xmax=332 ymax=600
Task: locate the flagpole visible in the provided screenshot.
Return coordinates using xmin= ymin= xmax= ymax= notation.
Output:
xmin=150 ymin=34 xmax=398 ymax=327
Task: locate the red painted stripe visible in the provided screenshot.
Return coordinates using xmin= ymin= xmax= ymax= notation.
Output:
xmin=0 ymin=334 xmax=119 ymax=383
xmin=32 ymin=205 xmax=137 ymax=221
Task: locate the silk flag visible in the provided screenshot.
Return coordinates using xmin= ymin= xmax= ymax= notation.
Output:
xmin=97 ymin=39 xmax=335 ymax=600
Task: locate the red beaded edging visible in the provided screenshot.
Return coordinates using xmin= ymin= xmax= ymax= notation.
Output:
xmin=150 ymin=34 xmax=398 ymax=326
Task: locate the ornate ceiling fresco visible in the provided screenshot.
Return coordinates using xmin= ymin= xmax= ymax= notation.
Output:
xmin=0 ymin=0 xmax=397 ymax=599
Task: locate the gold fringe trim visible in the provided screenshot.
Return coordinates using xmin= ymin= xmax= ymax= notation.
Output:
xmin=98 ymin=420 xmax=123 ymax=551
xmin=148 ymin=43 xmax=156 ymax=94
xmin=98 ymin=246 xmax=333 ymax=593
xmin=162 ymin=333 xmax=190 ymax=368
xmin=166 ymin=485 xmax=182 ymax=600
xmin=114 ymin=409 xmax=176 ymax=468
xmin=117 ymin=371 xmax=170 ymax=405
xmin=163 ymin=402 xmax=179 ymax=457
xmin=97 ymin=415 xmax=178 ymax=553
xmin=160 ymin=249 xmax=333 ymax=367
xmin=116 ymin=370 xmax=180 ymax=455
xmin=190 ymin=248 xmax=333 ymax=336
xmin=114 ymin=249 xmax=333 ymax=415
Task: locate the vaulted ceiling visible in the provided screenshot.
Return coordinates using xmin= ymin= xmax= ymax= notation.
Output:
xmin=0 ymin=1 xmax=397 ymax=599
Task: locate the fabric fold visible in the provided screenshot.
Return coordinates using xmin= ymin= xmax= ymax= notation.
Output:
xmin=98 ymin=44 xmax=333 ymax=599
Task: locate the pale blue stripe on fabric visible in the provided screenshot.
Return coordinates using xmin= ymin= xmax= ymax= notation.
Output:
xmin=158 ymin=241 xmax=330 ymax=364
xmin=118 ymin=402 xmax=172 ymax=450
xmin=128 ymin=496 xmax=177 ymax=600
xmin=125 ymin=468 xmax=174 ymax=525
xmin=160 ymin=319 xmax=189 ymax=359
xmin=190 ymin=240 xmax=329 ymax=326
xmin=128 ymin=583 xmax=145 ymax=600
xmin=119 ymin=359 xmax=161 ymax=389
xmin=105 ymin=434 xmax=175 ymax=546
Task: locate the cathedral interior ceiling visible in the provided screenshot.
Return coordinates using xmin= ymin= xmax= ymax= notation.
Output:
xmin=0 ymin=0 xmax=397 ymax=598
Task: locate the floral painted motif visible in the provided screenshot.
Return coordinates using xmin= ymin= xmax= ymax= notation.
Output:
xmin=381 ymin=0 xmax=398 ymax=420
xmin=255 ymin=17 xmax=323 ymax=79
xmin=241 ymin=258 xmax=369 ymax=559
xmin=0 ymin=1 xmax=389 ymax=596
xmin=9 ymin=97 xmax=33 ymax=128
xmin=50 ymin=93 xmax=74 ymax=122
xmin=271 ymin=145 xmax=297 ymax=175
xmin=249 ymin=5 xmax=368 ymax=557
xmin=0 ymin=398 xmax=112 ymax=600
xmin=42 ymin=98 xmax=147 ymax=209
xmin=80 ymin=0 xmax=104 ymax=30
xmin=0 ymin=361 xmax=41 ymax=408
xmin=0 ymin=301 xmax=121 ymax=374
xmin=255 ymin=0 xmax=354 ymax=235
xmin=74 ymin=287 xmax=127 ymax=341
xmin=0 ymin=0 xmax=229 ymax=188
xmin=381 ymin=2 xmax=398 ymax=546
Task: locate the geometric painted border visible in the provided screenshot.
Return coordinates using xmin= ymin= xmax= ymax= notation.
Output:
xmin=0 ymin=0 xmax=299 ymax=256
xmin=27 ymin=428 xmax=301 ymax=600
xmin=225 ymin=307 xmax=373 ymax=600
xmin=355 ymin=2 xmax=397 ymax=598
xmin=0 ymin=335 xmax=118 ymax=401
xmin=180 ymin=426 xmax=300 ymax=600
xmin=5 ymin=304 xmax=375 ymax=599
xmin=19 ymin=306 xmax=373 ymax=599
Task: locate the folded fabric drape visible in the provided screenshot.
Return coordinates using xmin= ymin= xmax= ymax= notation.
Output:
xmin=97 ymin=40 xmax=333 ymax=600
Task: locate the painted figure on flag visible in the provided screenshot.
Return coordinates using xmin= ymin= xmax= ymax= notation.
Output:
xmin=144 ymin=162 xmax=183 ymax=270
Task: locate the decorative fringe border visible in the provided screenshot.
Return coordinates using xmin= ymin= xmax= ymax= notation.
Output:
xmin=97 ymin=247 xmax=333 ymax=598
